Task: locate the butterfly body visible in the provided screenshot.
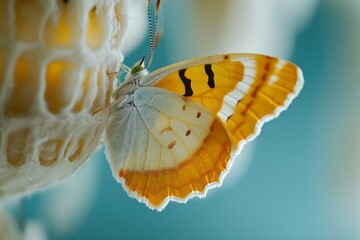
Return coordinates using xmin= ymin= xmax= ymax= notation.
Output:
xmin=105 ymin=53 xmax=303 ymax=211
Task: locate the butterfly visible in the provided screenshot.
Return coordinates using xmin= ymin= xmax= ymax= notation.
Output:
xmin=103 ymin=0 xmax=304 ymax=211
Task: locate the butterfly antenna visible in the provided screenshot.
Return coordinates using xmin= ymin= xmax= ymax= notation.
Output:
xmin=145 ymin=0 xmax=161 ymax=69
xmin=145 ymin=0 xmax=153 ymax=68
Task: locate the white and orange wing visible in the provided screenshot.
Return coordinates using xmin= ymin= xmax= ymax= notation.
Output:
xmin=106 ymin=54 xmax=304 ymax=210
xmin=105 ymin=87 xmax=232 ymax=210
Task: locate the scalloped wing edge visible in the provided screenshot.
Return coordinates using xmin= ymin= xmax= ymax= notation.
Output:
xmin=105 ymin=58 xmax=304 ymax=211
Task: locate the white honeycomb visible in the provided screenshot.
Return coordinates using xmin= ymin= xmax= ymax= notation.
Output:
xmin=0 ymin=0 xmax=128 ymax=198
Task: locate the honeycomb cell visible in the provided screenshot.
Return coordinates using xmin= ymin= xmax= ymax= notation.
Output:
xmin=6 ymin=128 xmax=30 ymax=166
xmin=14 ymin=0 xmax=44 ymax=42
xmin=69 ymin=138 xmax=85 ymax=162
xmin=44 ymin=3 xmax=80 ymax=49
xmin=5 ymin=52 xmax=41 ymax=116
xmin=86 ymin=7 xmax=105 ymax=50
xmin=39 ymin=139 xmax=62 ymax=166
xmin=45 ymin=60 xmax=79 ymax=114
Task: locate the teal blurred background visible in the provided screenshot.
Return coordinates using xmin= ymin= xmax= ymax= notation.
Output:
xmin=23 ymin=0 xmax=360 ymax=239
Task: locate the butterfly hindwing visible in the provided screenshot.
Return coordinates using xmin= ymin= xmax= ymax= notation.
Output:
xmin=105 ymin=86 xmax=232 ymax=210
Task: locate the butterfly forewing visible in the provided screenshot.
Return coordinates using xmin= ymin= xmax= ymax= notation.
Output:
xmin=152 ymin=54 xmax=303 ymax=148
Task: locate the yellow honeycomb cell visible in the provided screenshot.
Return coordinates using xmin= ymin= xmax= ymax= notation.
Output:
xmin=0 ymin=0 xmax=128 ymax=198
xmin=6 ymin=128 xmax=30 ymax=167
xmin=45 ymin=60 xmax=79 ymax=114
xmin=15 ymin=0 xmax=45 ymax=43
xmin=39 ymin=139 xmax=63 ymax=166
xmin=5 ymin=52 xmax=40 ymax=116
xmin=86 ymin=7 xmax=105 ymax=50
xmin=44 ymin=2 xmax=80 ymax=49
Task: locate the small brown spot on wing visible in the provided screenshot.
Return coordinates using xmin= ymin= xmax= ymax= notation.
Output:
xmin=186 ymin=130 xmax=191 ymax=136
xmin=168 ymin=141 xmax=176 ymax=149
xmin=265 ymin=62 xmax=271 ymax=71
xmin=224 ymin=55 xmax=229 ymax=60
xmin=197 ymin=111 xmax=201 ymax=118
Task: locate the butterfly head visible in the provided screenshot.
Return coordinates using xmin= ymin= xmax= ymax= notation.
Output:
xmin=111 ymin=57 xmax=148 ymax=101
xmin=130 ymin=56 xmax=147 ymax=76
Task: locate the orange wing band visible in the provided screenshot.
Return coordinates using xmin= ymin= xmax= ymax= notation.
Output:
xmin=119 ymin=117 xmax=231 ymax=209
xmin=226 ymin=59 xmax=299 ymax=145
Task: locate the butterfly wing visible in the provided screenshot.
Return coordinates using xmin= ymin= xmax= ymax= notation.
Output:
xmin=106 ymin=53 xmax=303 ymax=210
xmin=147 ymin=53 xmax=303 ymax=150
xmin=105 ymin=86 xmax=233 ymax=210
